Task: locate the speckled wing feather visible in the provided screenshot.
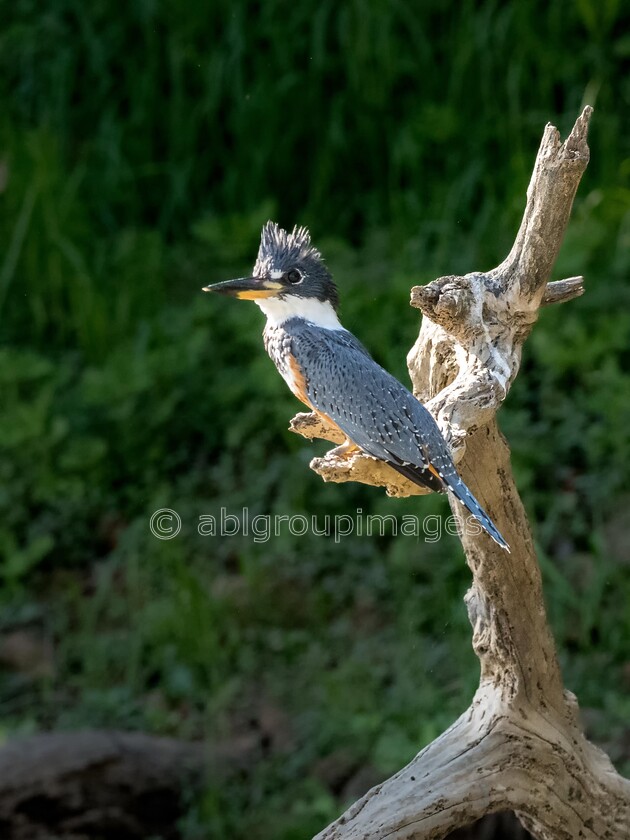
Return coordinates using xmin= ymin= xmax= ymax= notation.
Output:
xmin=281 ymin=319 xmax=508 ymax=550
xmin=288 ymin=321 xmax=450 ymax=493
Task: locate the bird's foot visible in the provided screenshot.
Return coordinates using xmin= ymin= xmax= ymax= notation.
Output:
xmin=328 ymin=439 xmax=361 ymax=460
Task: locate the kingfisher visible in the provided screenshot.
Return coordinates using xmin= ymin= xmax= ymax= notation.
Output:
xmin=203 ymin=222 xmax=509 ymax=551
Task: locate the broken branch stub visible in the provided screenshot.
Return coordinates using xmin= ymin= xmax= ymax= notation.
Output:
xmin=289 ymin=412 xmax=429 ymax=496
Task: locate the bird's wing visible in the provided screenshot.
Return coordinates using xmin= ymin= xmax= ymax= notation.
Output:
xmin=288 ymin=322 xmax=509 ymax=549
xmin=290 ymin=324 xmax=451 ymax=493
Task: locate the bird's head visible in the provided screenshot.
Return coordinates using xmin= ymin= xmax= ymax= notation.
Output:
xmin=203 ymin=222 xmax=339 ymax=318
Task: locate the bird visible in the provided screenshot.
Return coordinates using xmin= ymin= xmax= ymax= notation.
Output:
xmin=203 ymin=221 xmax=509 ymax=551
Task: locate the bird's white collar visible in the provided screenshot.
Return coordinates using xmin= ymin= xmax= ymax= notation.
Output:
xmin=256 ymin=296 xmax=344 ymax=330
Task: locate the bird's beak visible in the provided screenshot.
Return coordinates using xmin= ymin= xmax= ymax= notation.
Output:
xmin=202 ymin=276 xmax=284 ymax=300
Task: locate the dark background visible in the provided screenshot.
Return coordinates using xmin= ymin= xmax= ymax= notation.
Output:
xmin=1 ymin=1 xmax=629 ymax=837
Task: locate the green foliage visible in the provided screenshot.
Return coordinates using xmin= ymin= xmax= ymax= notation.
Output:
xmin=0 ymin=0 xmax=629 ymax=836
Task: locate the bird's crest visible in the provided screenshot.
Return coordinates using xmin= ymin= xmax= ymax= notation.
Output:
xmin=254 ymin=221 xmax=323 ymax=275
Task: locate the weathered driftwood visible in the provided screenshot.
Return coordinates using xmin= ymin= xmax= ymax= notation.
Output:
xmin=290 ymin=106 xmax=630 ymax=839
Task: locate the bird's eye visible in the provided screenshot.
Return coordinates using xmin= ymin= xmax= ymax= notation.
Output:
xmin=286 ymin=269 xmax=302 ymax=285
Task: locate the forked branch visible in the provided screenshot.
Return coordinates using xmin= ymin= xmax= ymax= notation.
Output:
xmin=291 ymin=106 xmax=630 ymax=839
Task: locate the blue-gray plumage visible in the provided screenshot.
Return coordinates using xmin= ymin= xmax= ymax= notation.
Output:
xmin=277 ymin=320 xmax=445 ymax=492
xmin=203 ymin=221 xmax=509 ymax=551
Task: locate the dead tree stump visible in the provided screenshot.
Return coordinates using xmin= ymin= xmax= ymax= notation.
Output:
xmin=291 ymin=107 xmax=630 ymax=839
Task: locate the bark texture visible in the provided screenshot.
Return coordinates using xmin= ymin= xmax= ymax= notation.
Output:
xmin=291 ymin=107 xmax=630 ymax=839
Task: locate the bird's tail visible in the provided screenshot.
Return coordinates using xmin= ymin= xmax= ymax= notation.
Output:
xmin=445 ymin=476 xmax=510 ymax=552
